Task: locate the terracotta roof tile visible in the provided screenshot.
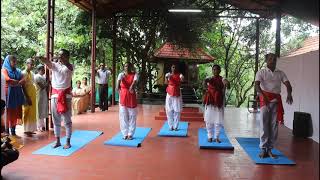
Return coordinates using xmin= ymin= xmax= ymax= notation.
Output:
xmin=153 ymin=42 xmax=215 ymax=63
xmin=285 ymin=36 xmax=319 ymax=57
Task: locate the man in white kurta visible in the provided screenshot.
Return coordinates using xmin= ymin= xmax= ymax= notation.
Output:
xmin=40 ymin=49 xmax=74 ymax=149
xmin=165 ymin=64 xmax=184 ymax=131
xmin=255 ymin=53 xmax=293 ymax=159
xmin=34 ymin=64 xmax=48 ymax=131
xmin=96 ymin=63 xmax=112 ymax=111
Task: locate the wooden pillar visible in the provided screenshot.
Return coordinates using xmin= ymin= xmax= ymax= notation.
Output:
xmin=90 ymin=0 xmax=97 ymax=113
xmin=45 ymin=0 xmax=55 ymax=130
xmin=275 ymin=9 xmax=281 ymax=57
xmin=253 ymin=18 xmax=260 ymax=109
xmin=112 ymin=16 xmax=117 ymax=105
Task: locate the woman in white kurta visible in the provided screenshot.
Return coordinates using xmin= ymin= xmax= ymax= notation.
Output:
xmin=165 ymin=64 xmax=184 ymax=131
xmin=203 ymin=65 xmax=230 ymax=143
xmin=34 ymin=64 xmax=48 ymax=131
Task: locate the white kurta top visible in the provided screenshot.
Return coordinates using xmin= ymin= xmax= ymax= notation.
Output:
xmin=96 ymin=69 xmax=111 ymax=84
xmin=255 ymin=67 xmax=289 ymax=94
xmin=117 ymin=72 xmax=138 ymax=81
xmin=34 ymin=74 xmax=48 ymax=119
xmin=51 ymin=62 xmax=73 ymax=89
xmin=72 ymin=87 xmax=85 ymax=96
xmin=51 ymin=62 xmax=73 ymax=98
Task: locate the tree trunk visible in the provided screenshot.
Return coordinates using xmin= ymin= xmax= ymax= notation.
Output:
xmin=148 ymin=62 xmax=153 ymax=93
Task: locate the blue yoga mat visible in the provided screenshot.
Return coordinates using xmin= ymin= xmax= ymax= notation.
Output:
xmin=33 ymin=130 xmax=103 ymax=156
xmin=236 ymin=137 xmax=296 ymax=165
xmin=198 ymin=128 xmax=234 ymax=150
xmin=158 ymin=121 xmax=188 ymax=137
xmin=104 ymin=127 xmax=151 ymax=147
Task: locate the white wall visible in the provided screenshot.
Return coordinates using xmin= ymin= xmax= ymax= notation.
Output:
xmin=278 ymin=50 xmax=319 ymax=143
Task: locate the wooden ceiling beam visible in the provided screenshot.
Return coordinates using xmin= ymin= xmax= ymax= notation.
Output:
xmin=67 ymin=0 xmax=318 ymax=25
xmin=69 ymin=0 xmax=93 ymax=11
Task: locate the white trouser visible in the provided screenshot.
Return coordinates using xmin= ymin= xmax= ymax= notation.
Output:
xmin=204 ymin=105 xmax=224 ymax=139
xmin=259 ymin=102 xmax=278 ymax=150
xmin=51 ymin=98 xmax=72 ymax=138
xmin=119 ymin=105 xmax=137 ymax=137
xmin=205 ymin=122 xmax=222 ymax=139
xmin=37 ymin=118 xmax=46 ymax=129
xmin=166 ymin=110 xmax=181 ymax=129
xmin=165 ymin=93 xmax=182 ymax=129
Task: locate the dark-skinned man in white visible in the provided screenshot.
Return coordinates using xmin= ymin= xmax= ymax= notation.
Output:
xmin=255 ymin=53 xmax=293 ymax=159
xmin=40 ymin=49 xmax=74 ymax=149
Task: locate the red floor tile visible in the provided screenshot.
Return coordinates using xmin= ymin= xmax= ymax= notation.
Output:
xmin=1 ymin=105 xmax=319 ymax=180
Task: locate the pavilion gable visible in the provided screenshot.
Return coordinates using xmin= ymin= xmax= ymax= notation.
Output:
xmin=153 ymin=42 xmax=215 ymax=64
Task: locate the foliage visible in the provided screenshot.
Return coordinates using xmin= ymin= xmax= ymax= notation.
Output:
xmin=1 ymin=0 xmax=92 ymax=66
xmin=201 ymin=13 xmax=317 ymax=107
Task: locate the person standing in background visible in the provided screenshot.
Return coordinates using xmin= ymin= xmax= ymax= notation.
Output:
xmin=34 ymin=64 xmax=48 ymax=132
xmin=1 ymin=55 xmax=25 ymax=137
xmin=96 ymin=63 xmax=112 ymax=111
xmin=22 ymin=59 xmax=37 ymax=137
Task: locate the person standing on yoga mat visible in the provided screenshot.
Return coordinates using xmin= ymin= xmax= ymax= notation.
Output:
xmin=117 ymin=62 xmax=138 ymax=140
xmin=203 ymin=65 xmax=230 ymax=143
xmin=39 ymin=49 xmax=74 ymax=149
xmin=255 ymin=53 xmax=293 ymax=159
xmin=165 ymin=64 xmax=184 ymax=131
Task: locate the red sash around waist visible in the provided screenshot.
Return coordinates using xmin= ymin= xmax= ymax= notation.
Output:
xmin=52 ymin=87 xmax=71 ymax=114
xmin=259 ymin=90 xmax=284 ymax=124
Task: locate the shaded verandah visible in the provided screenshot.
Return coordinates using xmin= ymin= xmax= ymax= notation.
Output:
xmin=43 ymin=0 xmax=285 ymax=130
